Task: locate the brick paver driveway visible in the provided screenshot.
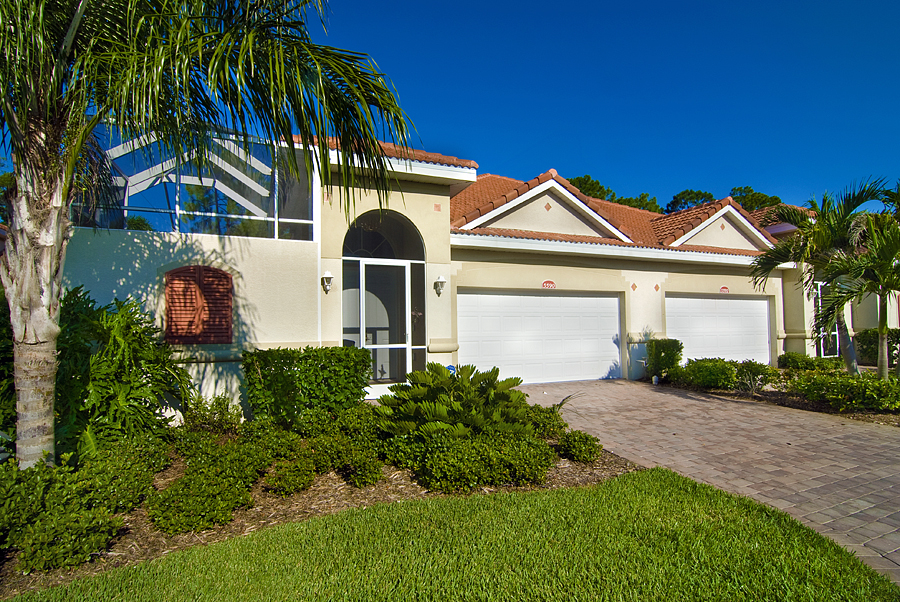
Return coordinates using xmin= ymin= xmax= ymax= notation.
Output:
xmin=519 ymin=379 xmax=900 ymax=583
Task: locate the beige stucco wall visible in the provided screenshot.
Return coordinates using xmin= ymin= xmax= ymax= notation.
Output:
xmin=451 ymin=248 xmax=785 ymax=379
xmin=320 ymin=180 xmax=456 ymax=366
xmin=484 ymin=190 xmax=610 ymax=237
xmin=64 ymin=229 xmax=321 ymax=397
xmin=684 ymin=216 xmax=765 ymax=251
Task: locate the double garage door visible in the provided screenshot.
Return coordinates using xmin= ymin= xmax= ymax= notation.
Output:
xmin=665 ymin=296 xmax=771 ymax=363
xmin=457 ymin=290 xmax=621 ymax=384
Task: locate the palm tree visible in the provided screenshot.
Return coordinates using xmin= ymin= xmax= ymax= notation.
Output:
xmin=815 ymin=213 xmax=900 ymax=380
xmin=0 ymin=0 xmax=410 ymax=467
xmin=750 ymin=180 xmax=884 ymax=374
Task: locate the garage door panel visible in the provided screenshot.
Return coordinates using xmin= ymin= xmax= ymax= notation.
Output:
xmin=458 ymin=291 xmax=621 ymax=384
xmin=665 ymin=296 xmax=770 ymax=363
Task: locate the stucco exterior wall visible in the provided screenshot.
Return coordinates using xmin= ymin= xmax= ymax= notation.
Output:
xmin=684 ymin=216 xmax=764 ymax=251
xmin=64 ymin=229 xmax=322 ymax=397
xmin=483 ymin=190 xmax=609 ymax=237
xmin=320 ymin=180 xmax=456 ymax=366
xmin=451 ymin=247 xmax=785 ymax=378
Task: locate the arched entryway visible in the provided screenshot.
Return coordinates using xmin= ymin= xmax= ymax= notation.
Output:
xmin=342 ymin=211 xmax=427 ymax=384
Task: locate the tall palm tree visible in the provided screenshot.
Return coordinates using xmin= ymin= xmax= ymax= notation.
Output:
xmin=815 ymin=213 xmax=900 ymax=380
xmin=0 ymin=0 xmax=410 ymax=467
xmin=750 ymin=180 xmax=884 ymax=374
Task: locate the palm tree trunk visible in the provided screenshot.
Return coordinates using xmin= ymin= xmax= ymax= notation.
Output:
xmin=836 ymin=312 xmax=859 ymax=376
xmin=0 ymin=171 xmax=69 ymax=468
xmin=13 ymin=339 xmax=58 ymax=466
xmin=877 ymin=294 xmax=889 ymax=380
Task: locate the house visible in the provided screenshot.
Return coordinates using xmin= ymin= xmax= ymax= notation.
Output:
xmin=61 ymin=138 xmax=895 ymax=397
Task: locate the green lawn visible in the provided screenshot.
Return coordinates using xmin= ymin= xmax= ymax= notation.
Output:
xmin=15 ymin=468 xmax=898 ymax=602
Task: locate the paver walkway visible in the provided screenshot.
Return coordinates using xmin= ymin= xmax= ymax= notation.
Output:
xmin=519 ymin=380 xmax=900 ymax=584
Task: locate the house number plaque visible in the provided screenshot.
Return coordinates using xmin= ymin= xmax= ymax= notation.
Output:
xmin=542 ymin=280 xmax=557 ymax=289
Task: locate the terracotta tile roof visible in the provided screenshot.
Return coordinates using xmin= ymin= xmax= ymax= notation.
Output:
xmin=449 ymin=169 xmax=629 ymax=236
xmin=449 ymin=169 xmax=778 ymax=257
xmin=291 ymin=136 xmax=478 ymax=169
xmin=649 ymin=197 xmax=778 ymax=246
xmin=451 ymin=227 xmax=764 ymax=257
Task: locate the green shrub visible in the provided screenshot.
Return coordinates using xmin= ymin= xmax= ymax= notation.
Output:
xmin=777 ymin=352 xmax=843 ymax=371
xmin=307 ymin=433 xmax=351 ymax=473
xmin=56 ymin=294 xmax=192 ymax=460
xmin=292 ymin=407 xmax=340 ymax=438
xmin=0 ymin=287 xmax=189 ymax=457
xmin=340 ymin=448 xmax=383 ymax=488
xmin=184 ymin=391 xmax=244 ymax=434
xmin=375 ymin=363 xmax=533 ymax=439
xmin=416 ymin=433 xmax=554 ymax=493
xmin=673 ymin=358 xmax=737 ymax=390
xmin=734 ymin=360 xmax=778 ymax=395
xmin=525 ymin=404 xmax=568 ymax=440
xmin=147 ymin=433 xmax=272 ymax=534
xmin=383 ymin=434 xmax=428 ymax=472
xmin=243 ymin=346 xmax=371 ymax=426
xmin=265 ymin=454 xmax=316 ymax=496
xmin=557 ymin=430 xmax=602 ymax=463
xmin=0 ymin=433 xmax=168 ymax=573
xmin=784 ymin=371 xmax=900 ymax=412
xmin=645 ymin=338 xmax=683 ymax=380
xmin=853 ymin=328 xmax=900 ymax=366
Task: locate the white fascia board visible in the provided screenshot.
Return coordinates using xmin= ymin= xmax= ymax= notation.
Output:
xmin=460 ymin=180 xmax=633 ymax=243
xmin=670 ymin=205 xmax=774 ymax=249
xmin=452 ymin=232 xmax=766 ymax=267
xmin=273 ymin=141 xmax=477 ymax=185
xmin=322 ymin=148 xmax=476 ymax=184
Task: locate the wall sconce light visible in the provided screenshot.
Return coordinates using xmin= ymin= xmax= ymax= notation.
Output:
xmin=434 ymin=275 xmax=447 ymax=296
xmin=321 ymin=271 xmax=334 ymax=293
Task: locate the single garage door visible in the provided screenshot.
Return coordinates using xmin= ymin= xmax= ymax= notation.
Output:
xmin=457 ymin=290 xmax=621 ymax=383
xmin=665 ymin=296 xmax=771 ymax=363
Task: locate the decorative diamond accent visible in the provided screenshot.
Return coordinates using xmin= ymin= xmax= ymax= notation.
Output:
xmin=631 ymin=283 xmax=637 ymax=291
xmin=545 ymin=203 xmax=552 ymax=211
xmin=654 ymin=284 xmax=660 ymax=291
xmin=720 ymin=223 xmax=726 ymax=230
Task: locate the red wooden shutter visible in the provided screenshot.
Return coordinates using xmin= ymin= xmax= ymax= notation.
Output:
xmin=165 ymin=266 xmax=233 ymax=344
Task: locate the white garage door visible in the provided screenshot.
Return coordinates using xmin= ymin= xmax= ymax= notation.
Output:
xmin=457 ymin=290 xmax=621 ymax=384
xmin=665 ymin=296 xmax=771 ymax=363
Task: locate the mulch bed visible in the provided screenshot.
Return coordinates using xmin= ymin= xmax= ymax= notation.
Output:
xmin=0 ymin=450 xmax=641 ymax=600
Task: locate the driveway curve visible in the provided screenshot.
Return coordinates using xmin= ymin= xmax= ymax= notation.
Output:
xmin=519 ymin=380 xmax=900 ymax=584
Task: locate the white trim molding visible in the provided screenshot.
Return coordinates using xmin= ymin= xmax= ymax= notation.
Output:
xmin=451 ymin=232 xmax=791 ymax=268
xmin=669 ymin=205 xmax=774 ymax=250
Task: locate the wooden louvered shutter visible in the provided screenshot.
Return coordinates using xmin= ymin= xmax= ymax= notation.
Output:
xmin=165 ymin=266 xmax=233 ymax=344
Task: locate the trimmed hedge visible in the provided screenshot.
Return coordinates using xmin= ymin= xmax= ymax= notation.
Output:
xmin=672 ymin=358 xmax=737 ymax=390
xmin=417 ymin=432 xmax=555 ymax=493
xmin=243 ymin=346 xmax=372 ymax=425
xmin=0 ymin=434 xmax=170 ymax=573
xmin=557 ymin=430 xmax=602 ymax=463
xmin=645 ymin=339 xmax=683 ymax=381
xmin=778 ymin=352 xmax=843 ymax=371
xmin=783 ymin=371 xmax=900 ymax=413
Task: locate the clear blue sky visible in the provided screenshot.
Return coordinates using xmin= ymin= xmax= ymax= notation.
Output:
xmin=316 ymin=0 xmax=900 ymax=209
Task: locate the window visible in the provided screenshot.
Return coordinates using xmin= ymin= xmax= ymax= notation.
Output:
xmin=74 ymin=126 xmax=314 ymax=240
xmin=165 ymin=266 xmax=233 ymax=344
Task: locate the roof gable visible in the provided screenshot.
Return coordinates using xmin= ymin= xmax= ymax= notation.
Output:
xmin=451 ymin=170 xmax=632 ymax=243
xmin=651 ymin=197 xmax=777 ymax=248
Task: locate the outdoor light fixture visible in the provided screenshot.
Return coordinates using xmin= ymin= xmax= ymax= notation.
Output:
xmin=321 ymin=271 xmax=334 ymax=293
xmin=434 ymin=275 xmax=447 ymax=296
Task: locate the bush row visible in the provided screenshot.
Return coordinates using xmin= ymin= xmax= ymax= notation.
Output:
xmin=781 ymin=370 xmax=900 ymax=413
xmin=0 ymin=434 xmax=170 ymax=573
